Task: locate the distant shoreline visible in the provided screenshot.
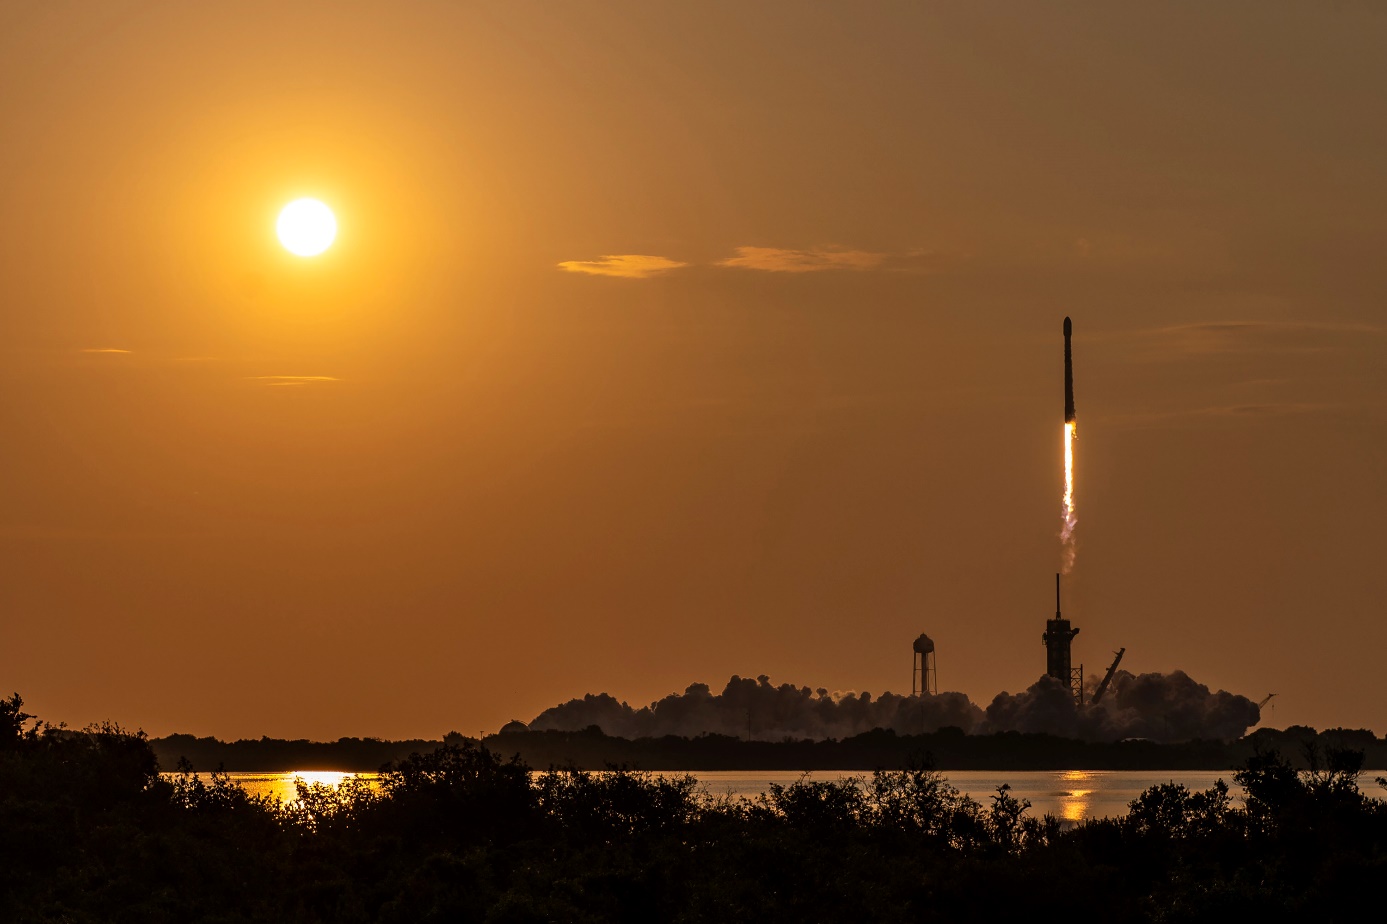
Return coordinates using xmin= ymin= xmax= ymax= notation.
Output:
xmin=152 ymin=724 xmax=1387 ymax=774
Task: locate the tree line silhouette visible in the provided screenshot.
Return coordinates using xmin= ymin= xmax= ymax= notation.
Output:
xmin=5 ymin=692 xmax=1386 ymax=922
xmin=153 ymin=722 xmax=1387 ymax=772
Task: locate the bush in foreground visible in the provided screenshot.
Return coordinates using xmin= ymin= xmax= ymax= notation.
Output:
xmin=2 ymin=693 xmax=1385 ymax=923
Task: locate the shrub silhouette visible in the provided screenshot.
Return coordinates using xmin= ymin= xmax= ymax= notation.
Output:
xmin=3 ymin=691 xmax=1387 ymax=923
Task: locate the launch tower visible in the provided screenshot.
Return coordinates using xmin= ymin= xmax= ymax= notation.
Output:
xmin=1044 ymin=574 xmax=1083 ymax=705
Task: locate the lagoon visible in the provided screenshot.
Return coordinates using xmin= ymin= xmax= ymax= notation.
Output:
xmin=194 ymin=768 xmax=1270 ymax=823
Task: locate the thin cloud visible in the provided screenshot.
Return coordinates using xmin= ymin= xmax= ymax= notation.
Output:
xmin=1197 ymin=401 xmax=1326 ymax=418
xmin=892 ymin=247 xmax=964 ymax=273
xmin=80 ymin=348 xmax=131 ymax=354
xmin=1100 ymin=321 xmax=1382 ymax=360
xmin=1177 ymin=320 xmax=1380 ymax=337
xmin=1104 ymin=401 xmax=1331 ymax=430
xmin=717 ymin=246 xmax=887 ymax=273
xmin=250 ymin=375 xmax=340 ymax=387
xmin=557 ymin=254 xmax=687 ymax=279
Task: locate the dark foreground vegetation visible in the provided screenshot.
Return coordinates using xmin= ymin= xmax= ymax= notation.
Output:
xmin=156 ymin=722 xmax=1387 ymax=772
xmin=7 ymin=695 xmax=1387 ymax=923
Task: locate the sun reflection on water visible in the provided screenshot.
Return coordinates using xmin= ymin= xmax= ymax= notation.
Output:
xmin=290 ymin=771 xmax=355 ymax=789
xmin=1058 ymin=770 xmax=1096 ymax=823
xmin=170 ymin=771 xmax=381 ymax=805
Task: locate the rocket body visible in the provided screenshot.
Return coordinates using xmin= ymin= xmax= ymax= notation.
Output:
xmin=1063 ymin=316 xmax=1076 ymax=422
xmin=1060 ymin=316 xmax=1078 ymax=570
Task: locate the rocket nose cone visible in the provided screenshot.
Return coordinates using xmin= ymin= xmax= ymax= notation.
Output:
xmin=1063 ymin=317 xmax=1072 ymax=336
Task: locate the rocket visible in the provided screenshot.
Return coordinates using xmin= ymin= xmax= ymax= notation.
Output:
xmin=1063 ymin=316 xmax=1076 ymax=423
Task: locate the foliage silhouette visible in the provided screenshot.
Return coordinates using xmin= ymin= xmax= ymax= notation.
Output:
xmin=154 ymin=722 xmax=1387 ymax=773
xmin=5 ymin=692 xmax=1387 ymax=922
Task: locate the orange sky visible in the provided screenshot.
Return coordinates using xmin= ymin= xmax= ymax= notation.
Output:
xmin=2 ymin=2 xmax=1384 ymax=739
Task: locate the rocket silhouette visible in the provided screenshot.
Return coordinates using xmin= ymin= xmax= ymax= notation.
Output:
xmin=1063 ymin=317 xmax=1076 ymax=423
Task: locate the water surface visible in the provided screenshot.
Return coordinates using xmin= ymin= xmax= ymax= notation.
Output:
xmin=195 ymin=769 xmax=1241 ymax=823
xmin=693 ymin=769 xmax=1242 ymax=822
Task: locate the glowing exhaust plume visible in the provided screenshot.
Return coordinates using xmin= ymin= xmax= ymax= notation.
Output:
xmin=1061 ymin=421 xmax=1077 ymax=572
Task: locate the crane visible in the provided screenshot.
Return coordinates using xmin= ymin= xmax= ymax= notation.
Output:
xmin=1091 ymin=648 xmax=1126 ymax=705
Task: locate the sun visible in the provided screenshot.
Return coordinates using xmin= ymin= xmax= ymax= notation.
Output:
xmin=276 ymin=198 xmax=337 ymax=257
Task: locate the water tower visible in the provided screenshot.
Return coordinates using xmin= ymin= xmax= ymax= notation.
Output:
xmin=912 ymin=633 xmax=937 ymax=696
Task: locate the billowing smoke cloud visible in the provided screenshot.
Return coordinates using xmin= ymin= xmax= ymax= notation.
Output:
xmin=527 ymin=675 xmax=984 ymax=741
xmin=525 ymin=670 xmax=1262 ymax=743
xmin=984 ymin=670 xmax=1261 ymax=742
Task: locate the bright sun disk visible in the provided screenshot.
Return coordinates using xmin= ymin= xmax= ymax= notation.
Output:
xmin=277 ymin=198 xmax=337 ymax=257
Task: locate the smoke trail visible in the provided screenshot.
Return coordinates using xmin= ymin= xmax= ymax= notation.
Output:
xmin=1060 ymin=421 xmax=1077 ymax=572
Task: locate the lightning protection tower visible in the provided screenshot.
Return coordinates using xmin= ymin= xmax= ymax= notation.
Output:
xmin=912 ymin=633 xmax=937 ymax=696
xmin=1044 ymin=574 xmax=1084 ymax=705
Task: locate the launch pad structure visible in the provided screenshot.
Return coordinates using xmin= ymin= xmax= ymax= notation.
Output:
xmin=1044 ymin=574 xmax=1084 ymax=705
xmin=909 ymin=320 xmax=1135 ymax=713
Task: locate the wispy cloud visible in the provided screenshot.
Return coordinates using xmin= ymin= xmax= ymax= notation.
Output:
xmin=716 ymin=246 xmax=887 ymax=273
xmin=1180 ymin=401 xmax=1329 ymax=419
xmin=557 ymin=254 xmax=687 ymax=279
xmin=250 ymin=375 xmax=340 ymax=387
xmin=1176 ymin=320 xmax=1378 ymax=337
xmin=80 ymin=348 xmax=131 ymax=354
xmin=1105 ymin=401 xmax=1331 ymax=430
xmin=557 ymin=246 xmax=954 ymax=278
xmin=1101 ymin=320 xmax=1382 ymax=360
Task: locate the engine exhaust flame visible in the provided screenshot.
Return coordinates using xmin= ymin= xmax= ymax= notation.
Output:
xmin=1061 ymin=420 xmax=1077 ymax=572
